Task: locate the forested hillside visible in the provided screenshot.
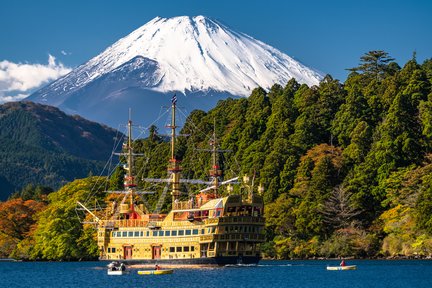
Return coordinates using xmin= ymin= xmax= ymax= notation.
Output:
xmin=1 ymin=51 xmax=432 ymax=260
xmin=131 ymin=51 xmax=432 ymax=258
xmin=0 ymin=102 xmax=120 ymax=199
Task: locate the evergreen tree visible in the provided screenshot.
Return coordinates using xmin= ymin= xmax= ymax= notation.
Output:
xmin=331 ymin=73 xmax=370 ymax=147
xmin=350 ymin=50 xmax=396 ymax=81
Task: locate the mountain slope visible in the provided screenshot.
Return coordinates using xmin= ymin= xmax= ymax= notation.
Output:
xmin=0 ymin=102 xmax=119 ymax=199
xmin=27 ymin=15 xmax=323 ymax=128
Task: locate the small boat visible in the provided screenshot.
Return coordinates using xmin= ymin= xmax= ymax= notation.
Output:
xmin=326 ymin=265 xmax=357 ymax=271
xmin=138 ymin=269 xmax=174 ymax=275
xmin=107 ymin=261 xmax=128 ymax=275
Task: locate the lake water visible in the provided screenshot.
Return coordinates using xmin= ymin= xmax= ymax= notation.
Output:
xmin=1 ymin=260 xmax=432 ymax=288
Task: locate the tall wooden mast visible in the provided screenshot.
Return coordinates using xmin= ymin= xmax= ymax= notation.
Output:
xmin=209 ymin=120 xmax=222 ymax=197
xmin=125 ymin=114 xmax=136 ymax=206
xmin=167 ymin=94 xmax=181 ymax=204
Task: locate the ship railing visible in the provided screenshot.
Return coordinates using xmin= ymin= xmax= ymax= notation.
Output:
xmin=100 ymin=219 xmax=149 ymax=228
xmin=216 ymin=233 xmax=265 ymax=241
xmin=173 ymin=199 xmax=213 ymax=210
xmin=200 ymin=233 xmax=265 ymax=242
xmin=200 ymin=235 xmax=215 ymax=242
xmin=218 ymin=216 xmax=265 ymax=224
xmin=204 ymin=218 xmax=220 ymax=225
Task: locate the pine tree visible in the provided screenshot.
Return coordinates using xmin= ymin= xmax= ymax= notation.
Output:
xmin=350 ymin=50 xmax=395 ymax=81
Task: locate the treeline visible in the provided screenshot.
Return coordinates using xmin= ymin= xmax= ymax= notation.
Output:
xmin=1 ymin=51 xmax=432 ymax=260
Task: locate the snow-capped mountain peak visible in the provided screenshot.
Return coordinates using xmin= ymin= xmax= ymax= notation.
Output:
xmin=27 ymin=15 xmax=323 ymax=127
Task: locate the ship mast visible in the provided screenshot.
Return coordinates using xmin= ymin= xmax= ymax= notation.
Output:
xmin=124 ymin=112 xmax=136 ymax=206
xmin=209 ymin=120 xmax=222 ymax=197
xmin=167 ymin=94 xmax=181 ymax=204
xmin=115 ymin=109 xmax=142 ymax=218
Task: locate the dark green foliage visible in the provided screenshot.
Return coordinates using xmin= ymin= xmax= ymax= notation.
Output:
xmin=0 ymin=101 xmax=119 ymax=199
xmin=9 ymin=184 xmax=53 ymax=201
xmin=109 ymin=167 xmax=125 ymax=190
xmin=416 ymin=175 xmax=432 ymax=234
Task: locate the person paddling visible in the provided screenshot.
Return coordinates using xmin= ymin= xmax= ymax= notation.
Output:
xmin=340 ymin=259 xmax=346 ymax=267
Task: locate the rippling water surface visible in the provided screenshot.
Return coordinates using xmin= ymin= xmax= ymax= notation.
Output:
xmin=2 ymin=260 xmax=432 ymax=288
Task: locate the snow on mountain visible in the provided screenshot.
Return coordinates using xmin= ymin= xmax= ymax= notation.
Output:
xmin=27 ymin=15 xmax=323 ymax=128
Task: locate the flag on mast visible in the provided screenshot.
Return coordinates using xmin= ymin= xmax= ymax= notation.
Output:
xmin=172 ymin=94 xmax=177 ymax=105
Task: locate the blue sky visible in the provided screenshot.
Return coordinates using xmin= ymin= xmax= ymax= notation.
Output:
xmin=1 ymin=0 xmax=431 ymax=102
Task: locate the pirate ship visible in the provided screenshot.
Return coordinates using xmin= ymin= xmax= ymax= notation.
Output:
xmin=78 ymin=97 xmax=265 ymax=265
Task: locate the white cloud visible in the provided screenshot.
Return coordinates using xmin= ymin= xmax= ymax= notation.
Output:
xmin=0 ymin=54 xmax=72 ymax=103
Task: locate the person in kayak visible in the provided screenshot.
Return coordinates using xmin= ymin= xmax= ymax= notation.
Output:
xmin=340 ymin=259 xmax=346 ymax=266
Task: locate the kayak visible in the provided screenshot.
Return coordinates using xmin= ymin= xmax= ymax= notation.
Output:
xmin=138 ymin=269 xmax=174 ymax=275
xmin=326 ymin=265 xmax=357 ymax=271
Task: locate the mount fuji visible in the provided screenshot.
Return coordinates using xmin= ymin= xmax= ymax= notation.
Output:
xmin=27 ymin=16 xmax=323 ymax=129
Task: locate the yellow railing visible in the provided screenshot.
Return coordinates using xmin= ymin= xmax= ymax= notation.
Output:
xmin=101 ymin=219 xmax=150 ymax=228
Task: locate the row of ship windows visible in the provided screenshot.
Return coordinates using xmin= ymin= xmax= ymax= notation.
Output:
xmin=107 ymin=246 xmax=195 ymax=253
xmin=111 ymin=229 xmax=203 ymax=238
xmin=109 ymin=226 xmax=259 ymax=238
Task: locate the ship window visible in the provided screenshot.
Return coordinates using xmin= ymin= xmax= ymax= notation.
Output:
xmin=158 ymin=230 xmax=164 ymax=237
xmin=178 ymin=230 xmax=184 ymax=236
xmin=112 ymin=248 xmax=116 ymax=253
xmin=185 ymin=230 xmax=191 ymax=236
xmin=184 ymin=246 xmax=189 ymax=252
xmin=128 ymin=231 xmax=133 ymax=237
xmin=172 ymin=230 xmax=177 ymax=236
xmin=176 ymin=247 xmax=182 ymax=252
xmin=111 ymin=232 xmax=115 ymax=237
xmin=216 ymin=210 xmax=221 ymax=217
xmin=165 ymin=231 xmax=171 ymax=236
xmin=108 ymin=248 xmax=111 ymax=253
xmin=153 ymin=231 xmax=158 ymax=237
xmin=170 ymin=247 xmax=175 ymax=253
xmin=134 ymin=231 xmax=140 ymax=237
xmin=201 ymin=229 xmax=205 ymax=234
xmin=140 ymin=231 xmax=144 ymax=237
xmin=191 ymin=246 xmax=195 ymax=252
xmin=192 ymin=229 xmax=199 ymax=235
xmin=122 ymin=231 xmax=127 ymax=237
xmin=146 ymin=231 xmax=150 ymax=237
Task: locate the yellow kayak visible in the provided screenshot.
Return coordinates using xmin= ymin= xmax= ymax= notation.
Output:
xmin=326 ymin=265 xmax=357 ymax=271
xmin=138 ymin=269 xmax=174 ymax=275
